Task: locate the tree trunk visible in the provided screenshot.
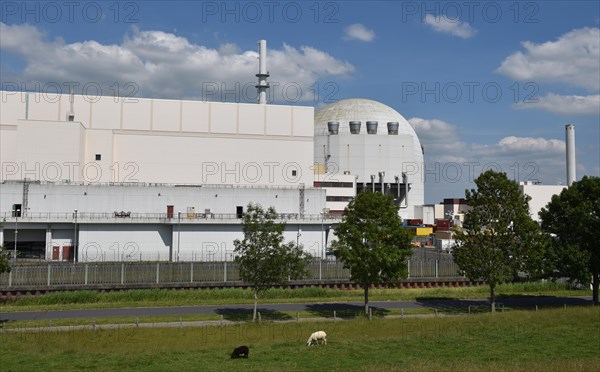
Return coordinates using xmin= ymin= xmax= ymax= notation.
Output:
xmin=364 ymin=285 xmax=369 ymax=316
xmin=253 ymin=290 xmax=258 ymax=322
xmin=593 ymin=273 xmax=599 ymax=306
xmin=490 ymin=284 xmax=496 ymax=313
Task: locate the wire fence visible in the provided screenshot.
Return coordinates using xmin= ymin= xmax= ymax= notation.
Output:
xmin=0 ymin=259 xmax=462 ymax=288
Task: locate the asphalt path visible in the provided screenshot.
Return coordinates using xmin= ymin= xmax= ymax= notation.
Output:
xmin=0 ymin=296 xmax=593 ymax=321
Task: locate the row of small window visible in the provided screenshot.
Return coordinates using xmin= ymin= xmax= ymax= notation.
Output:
xmin=314 ymin=181 xmax=353 ymax=188
xmin=326 ymin=196 xmax=354 ymax=202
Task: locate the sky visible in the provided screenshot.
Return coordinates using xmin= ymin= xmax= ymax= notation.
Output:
xmin=1 ymin=0 xmax=599 ymax=203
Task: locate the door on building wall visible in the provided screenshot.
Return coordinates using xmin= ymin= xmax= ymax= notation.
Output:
xmin=167 ymin=205 xmax=174 ymax=219
xmin=52 ymin=246 xmax=60 ymax=260
xmin=62 ymin=246 xmax=73 ymax=261
xmin=236 ymin=206 xmax=243 ymax=218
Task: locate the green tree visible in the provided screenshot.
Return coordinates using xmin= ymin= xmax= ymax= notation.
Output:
xmin=453 ymin=170 xmax=545 ymax=312
xmin=539 ymin=176 xmax=600 ymax=305
xmin=0 ymin=245 xmax=11 ymax=273
xmin=331 ymin=191 xmax=413 ymax=315
xmin=234 ymin=203 xmax=312 ymax=321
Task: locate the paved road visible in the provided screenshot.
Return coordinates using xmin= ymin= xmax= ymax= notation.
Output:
xmin=0 ymin=296 xmax=593 ymax=321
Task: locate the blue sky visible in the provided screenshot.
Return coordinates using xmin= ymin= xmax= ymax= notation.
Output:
xmin=1 ymin=1 xmax=599 ymax=203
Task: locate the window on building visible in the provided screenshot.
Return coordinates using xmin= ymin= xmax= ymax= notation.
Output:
xmin=95 ymin=154 xmax=101 ymax=161
xmin=12 ymin=204 xmax=22 ymax=217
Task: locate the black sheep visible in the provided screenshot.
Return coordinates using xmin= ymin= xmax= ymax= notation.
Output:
xmin=231 ymin=345 xmax=249 ymax=359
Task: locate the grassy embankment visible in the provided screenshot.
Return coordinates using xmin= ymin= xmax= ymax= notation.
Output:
xmin=1 ymin=281 xmax=589 ymax=311
xmin=1 ymin=306 xmax=598 ymax=371
xmin=1 ymin=281 xmax=592 ymax=328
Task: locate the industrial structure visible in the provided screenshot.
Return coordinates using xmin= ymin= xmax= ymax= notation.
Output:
xmin=519 ymin=124 xmax=576 ymax=221
xmin=0 ymin=40 xmax=425 ymax=262
xmin=313 ymin=98 xmax=424 ymax=219
xmin=0 ymin=38 xmax=577 ymax=262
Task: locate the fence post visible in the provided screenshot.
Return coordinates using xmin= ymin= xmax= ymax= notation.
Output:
xmin=435 ymin=259 xmax=439 ymax=278
xmin=8 ymin=270 xmax=12 ymax=287
xmin=84 ymin=264 xmax=88 ymax=285
xmin=47 ymin=264 xmax=51 ymax=286
xmin=121 ymin=263 xmax=125 ymax=284
xmin=156 ymin=262 xmax=160 ymax=284
xmin=190 ymin=262 xmax=194 ymax=283
xmin=407 ymin=260 xmax=410 ymax=279
xmin=224 ymin=261 xmax=227 ymax=282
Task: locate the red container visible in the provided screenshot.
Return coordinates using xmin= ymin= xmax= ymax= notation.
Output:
xmin=407 ymin=219 xmax=423 ymax=226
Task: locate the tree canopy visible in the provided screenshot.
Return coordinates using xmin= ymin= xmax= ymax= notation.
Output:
xmin=539 ymin=176 xmax=600 ymax=304
xmin=233 ymin=203 xmax=312 ymax=321
xmin=0 ymin=245 xmax=11 ymax=274
xmin=453 ymin=170 xmax=545 ymax=312
xmin=331 ymin=191 xmax=413 ymax=315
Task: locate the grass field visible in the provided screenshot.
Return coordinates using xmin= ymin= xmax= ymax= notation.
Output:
xmin=1 ymin=306 xmax=598 ymax=371
xmin=1 ymin=281 xmax=591 ymax=312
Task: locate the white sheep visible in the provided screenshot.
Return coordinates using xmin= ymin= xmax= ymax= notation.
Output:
xmin=306 ymin=331 xmax=327 ymax=346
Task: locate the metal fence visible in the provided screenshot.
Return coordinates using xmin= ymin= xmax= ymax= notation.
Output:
xmin=0 ymin=259 xmax=462 ymax=288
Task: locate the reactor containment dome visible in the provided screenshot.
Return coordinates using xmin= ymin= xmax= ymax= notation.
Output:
xmin=314 ymin=98 xmax=425 ymax=219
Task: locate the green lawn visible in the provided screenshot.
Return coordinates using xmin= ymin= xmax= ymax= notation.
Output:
xmin=1 ymin=281 xmax=590 ymax=312
xmin=1 ymin=306 xmax=598 ymax=371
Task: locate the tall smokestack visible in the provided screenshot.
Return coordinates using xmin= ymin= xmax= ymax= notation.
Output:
xmin=255 ymin=40 xmax=270 ymax=104
xmin=565 ymin=124 xmax=576 ymax=186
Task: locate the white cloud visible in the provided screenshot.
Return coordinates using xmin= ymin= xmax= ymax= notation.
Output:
xmin=344 ymin=23 xmax=376 ymax=42
xmin=423 ymin=14 xmax=476 ymax=39
xmin=0 ymin=23 xmax=355 ymax=103
xmin=409 ymin=118 xmax=466 ymax=160
xmin=497 ymin=27 xmax=600 ymax=91
xmin=218 ymin=43 xmax=241 ymax=56
xmin=514 ymin=93 xmax=600 ymax=115
xmin=472 ymin=136 xmax=565 ymax=159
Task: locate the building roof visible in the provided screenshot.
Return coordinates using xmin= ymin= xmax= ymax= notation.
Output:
xmin=314 ymin=98 xmax=418 ymax=139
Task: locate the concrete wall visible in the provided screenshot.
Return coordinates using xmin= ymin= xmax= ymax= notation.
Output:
xmin=1 ymin=91 xmax=314 ymax=186
xmin=79 ymin=224 xmax=172 ymax=262
xmin=414 ymin=205 xmax=435 ymax=225
xmin=520 ymin=183 xmax=566 ymax=222
xmin=0 ymin=183 xmax=327 ymax=216
xmin=15 ymin=120 xmax=86 ymax=182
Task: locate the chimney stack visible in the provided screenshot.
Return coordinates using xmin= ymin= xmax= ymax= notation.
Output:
xmin=565 ymin=124 xmax=576 ymax=186
xmin=255 ymin=40 xmax=270 ymax=104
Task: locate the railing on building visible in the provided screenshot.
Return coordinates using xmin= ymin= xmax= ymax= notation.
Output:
xmin=0 ymin=212 xmax=343 ymax=223
xmin=0 ymin=259 xmax=462 ymax=288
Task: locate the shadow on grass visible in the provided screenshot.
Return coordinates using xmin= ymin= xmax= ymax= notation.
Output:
xmin=494 ymin=295 xmax=593 ymax=309
xmin=415 ymin=295 xmax=593 ymax=314
xmin=414 ymin=298 xmax=491 ymax=315
xmin=215 ymin=308 xmax=294 ymax=322
xmin=305 ymin=303 xmax=390 ymax=319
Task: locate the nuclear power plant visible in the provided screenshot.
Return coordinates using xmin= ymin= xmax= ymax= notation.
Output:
xmin=0 ymin=40 xmax=576 ymax=261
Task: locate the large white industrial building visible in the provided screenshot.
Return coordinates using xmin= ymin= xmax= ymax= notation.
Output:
xmin=0 ymin=89 xmax=426 ymax=262
xmin=0 ymin=33 xmax=579 ymax=263
xmin=0 ymin=38 xmax=427 ymax=264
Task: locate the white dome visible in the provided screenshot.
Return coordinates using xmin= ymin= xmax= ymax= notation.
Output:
xmin=313 ymin=98 xmax=425 ymax=220
xmin=314 ymin=98 xmax=418 ymax=138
